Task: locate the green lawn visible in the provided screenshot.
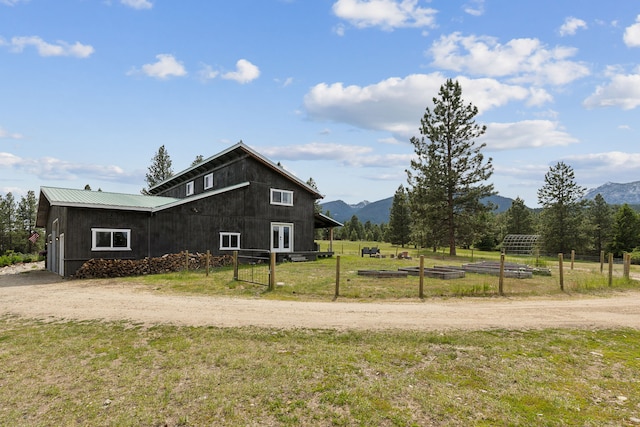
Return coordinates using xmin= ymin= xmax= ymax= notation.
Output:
xmin=1 ymin=318 xmax=638 ymax=426
xmin=123 ymin=241 xmax=639 ymax=301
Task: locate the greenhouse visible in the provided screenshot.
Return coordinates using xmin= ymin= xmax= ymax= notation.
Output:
xmin=502 ymin=234 xmax=541 ymax=256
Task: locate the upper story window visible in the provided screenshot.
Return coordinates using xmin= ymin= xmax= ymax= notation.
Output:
xmin=204 ymin=173 xmax=214 ymax=190
xmin=270 ymin=188 xmax=293 ymax=206
xmin=92 ymin=228 xmax=131 ymax=251
xmin=186 ymin=181 xmax=194 ymax=196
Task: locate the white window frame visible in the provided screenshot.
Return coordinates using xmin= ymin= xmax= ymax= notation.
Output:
xmin=204 ymin=173 xmax=214 ymax=190
xmin=219 ymin=232 xmax=241 ymax=250
xmin=91 ymin=228 xmax=131 ymax=251
xmin=270 ymin=188 xmax=293 ymax=206
xmin=186 ymin=181 xmax=194 ymax=196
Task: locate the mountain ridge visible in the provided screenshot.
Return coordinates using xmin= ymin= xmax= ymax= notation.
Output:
xmin=321 ymin=194 xmax=514 ymax=224
xmin=321 ymin=181 xmax=640 ymax=225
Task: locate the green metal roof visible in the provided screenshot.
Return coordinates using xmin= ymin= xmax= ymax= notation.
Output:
xmin=40 ymin=187 xmax=179 ymax=210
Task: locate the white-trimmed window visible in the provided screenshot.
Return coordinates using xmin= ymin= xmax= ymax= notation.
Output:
xmin=204 ymin=173 xmax=214 ymax=190
xmin=219 ymin=232 xmax=240 ymax=250
xmin=92 ymin=228 xmax=131 ymax=251
xmin=270 ymin=188 xmax=293 ymax=206
xmin=186 ymin=181 xmax=194 ymax=196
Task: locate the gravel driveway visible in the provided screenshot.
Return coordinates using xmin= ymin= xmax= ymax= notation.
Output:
xmin=2 ymin=263 xmax=640 ymax=330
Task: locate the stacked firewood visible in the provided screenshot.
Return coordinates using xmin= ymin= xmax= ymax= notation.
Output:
xmin=73 ymin=252 xmax=233 ymax=279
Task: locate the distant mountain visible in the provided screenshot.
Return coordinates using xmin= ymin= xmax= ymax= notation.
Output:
xmin=320 ymin=194 xmax=515 ymax=225
xmin=584 ymin=181 xmax=640 ymax=205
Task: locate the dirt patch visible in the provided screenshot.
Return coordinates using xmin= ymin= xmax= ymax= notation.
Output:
xmin=1 ymin=264 xmax=640 ymax=330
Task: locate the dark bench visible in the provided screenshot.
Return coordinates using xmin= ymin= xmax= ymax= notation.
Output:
xmin=361 ymin=247 xmax=380 ymax=257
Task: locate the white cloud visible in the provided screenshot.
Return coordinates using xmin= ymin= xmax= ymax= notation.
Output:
xmin=129 ymin=54 xmax=187 ymax=79
xmin=304 ymin=72 xmax=546 ymax=137
xmin=120 ymin=0 xmax=152 ymax=10
xmin=332 ymin=0 xmax=437 ymax=31
xmin=429 ymin=32 xmax=590 ymax=86
xmin=624 ymin=15 xmax=640 ymax=47
xmin=583 ymin=73 xmax=640 ymax=110
xmin=221 ymin=59 xmax=260 ymax=84
xmin=0 ymin=152 xmax=141 ymax=182
xmin=0 ymin=0 xmax=28 ymax=5
xmin=564 ymin=151 xmax=640 ymax=182
xmin=1 ymin=36 xmax=94 ymax=58
xmin=198 ymin=64 xmax=220 ymax=81
xmin=0 ymin=126 xmax=24 ymax=139
xmin=260 ymin=142 xmax=410 ymax=168
xmin=559 ymin=17 xmax=587 ymax=36
xmin=480 ymin=120 xmax=579 ymax=151
xmin=463 ymin=0 xmax=485 ymax=17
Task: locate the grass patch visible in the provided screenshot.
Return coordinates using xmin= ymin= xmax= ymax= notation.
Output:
xmin=118 ymin=242 xmax=639 ymax=301
xmin=0 ymin=317 xmax=638 ymax=425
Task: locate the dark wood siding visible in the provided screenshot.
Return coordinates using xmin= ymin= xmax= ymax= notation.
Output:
xmin=62 ymin=208 xmax=151 ymax=276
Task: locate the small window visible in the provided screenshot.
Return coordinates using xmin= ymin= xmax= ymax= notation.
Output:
xmin=220 ymin=232 xmax=240 ymax=250
xmin=270 ymin=188 xmax=293 ymax=206
xmin=92 ymin=228 xmax=131 ymax=251
xmin=204 ymin=173 xmax=214 ymax=190
xmin=186 ymin=181 xmax=194 ymax=196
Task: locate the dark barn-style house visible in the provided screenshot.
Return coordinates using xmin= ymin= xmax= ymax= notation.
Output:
xmin=36 ymin=142 xmax=342 ymax=277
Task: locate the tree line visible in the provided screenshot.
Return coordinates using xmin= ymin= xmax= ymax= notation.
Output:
xmin=0 ymin=190 xmax=42 ymax=255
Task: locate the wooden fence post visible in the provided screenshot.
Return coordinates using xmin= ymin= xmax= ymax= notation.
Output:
xmin=570 ymin=250 xmax=575 ymax=270
xmin=558 ymin=253 xmax=564 ymax=291
xmin=600 ymin=250 xmax=604 ymax=274
xmin=269 ymin=252 xmax=276 ymax=291
xmin=333 ymin=256 xmax=340 ymax=301
xmin=623 ymin=253 xmax=630 ymax=280
xmin=205 ymin=250 xmax=210 ymax=276
xmin=499 ymin=253 xmax=505 ymax=296
xmin=419 ymin=255 xmax=424 ymax=299
xmin=608 ymin=252 xmax=613 ymax=287
xmin=233 ymin=250 xmax=239 ymax=281
xmin=185 ymin=250 xmax=189 ymax=271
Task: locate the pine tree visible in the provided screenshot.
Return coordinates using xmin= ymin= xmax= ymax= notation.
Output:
xmin=407 ymin=79 xmax=494 ymax=256
xmin=0 ymin=193 xmax=16 ymax=253
xmin=587 ymin=193 xmax=613 ymax=255
xmin=537 ymin=161 xmax=587 ymax=254
xmin=387 ymin=185 xmax=411 ymax=247
xmin=142 ymin=145 xmax=174 ymax=194
xmin=609 ymin=204 xmax=640 ymax=257
xmin=505 ymin=197 xmax=535 ymax=235
xmin=17 ymin=191 xmax=39 ymax=253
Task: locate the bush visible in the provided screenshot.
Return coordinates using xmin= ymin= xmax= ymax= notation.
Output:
xmin=0 ymin=251 xmax=32 ymax=268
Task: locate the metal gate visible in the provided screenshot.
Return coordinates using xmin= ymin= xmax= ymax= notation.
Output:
xmin=235 ymin=250 xmax=271 ymax=286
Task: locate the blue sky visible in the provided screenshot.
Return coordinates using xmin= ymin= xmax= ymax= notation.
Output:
xmin=1 ymin=0 xmax=640 ymax=208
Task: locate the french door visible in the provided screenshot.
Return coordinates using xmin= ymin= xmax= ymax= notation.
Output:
xmin=271 ymin=223 xmax=293 ymax=253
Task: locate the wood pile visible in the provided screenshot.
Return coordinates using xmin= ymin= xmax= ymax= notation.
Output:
xmin=73 ymin=252 xmax=233 ymax=279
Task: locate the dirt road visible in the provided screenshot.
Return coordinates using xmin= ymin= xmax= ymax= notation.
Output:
xmin=1 ymin=264 xmax=640 ymax=330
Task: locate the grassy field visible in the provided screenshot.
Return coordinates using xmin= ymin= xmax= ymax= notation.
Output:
xmin=1 ymin=317 xmax=639 ymax=426
xmin=124 ymin=241 xmax=639 ymax=301
xmin=2 ymin=242 xmax=639 ymax=425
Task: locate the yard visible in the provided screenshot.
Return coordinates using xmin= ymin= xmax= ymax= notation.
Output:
xmin=1 ymin=243 xmax=639 ymax=426
xmin=127 ymin=240 xmax=640 ymax=301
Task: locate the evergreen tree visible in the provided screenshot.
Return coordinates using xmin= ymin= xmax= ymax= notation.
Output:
xmin=609 ymin=204 xmax=640 ymax=257
xmin=142 ymin=145 xmax=174 ymax=194
xmin=505 ymin=197 xmax=535 ymax=235
xmin=407 ymin=79 xmax=494 ymax=256
xmin=387 ymin=185 xmax=411 ymax=247
xmin=537 ymin=161 xmax=587 ymax=254
xmin=17 ymin=191 xmax=39 ymax=253
xmin=587 ymin=193 xmax=613 ymax=255
xmin=0 ymin=193 xmax=16 ymax=253
xmin=191 ymin=155 xmax=204 ymax=166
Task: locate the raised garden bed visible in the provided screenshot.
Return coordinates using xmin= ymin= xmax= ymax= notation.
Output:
xmin=449 ymin=261 xmax=551 ymax=279
xmin=357 ymin=270 xmax=408 ymax=278
xmin=398 ymin=266 xmax=465 ymax=280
